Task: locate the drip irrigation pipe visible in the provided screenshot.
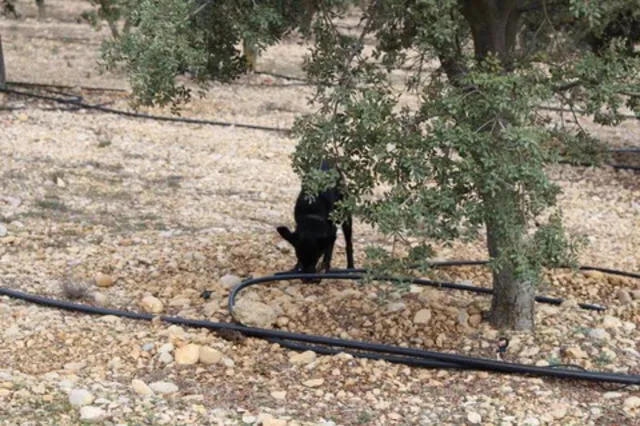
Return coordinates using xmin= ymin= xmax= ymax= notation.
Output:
xmin=2 ymin=85 xmax=638 ymax=169
xmin=270 ymin=338 xmax=467 ymax=369
xmin=326 ymin=260 xmax=640 ymax=280
xmin=6 ymin=80 xmax=129 ymax=93
xmin=0 ymin=86 xmax=292 ymax=135
xmin=0 ymin=284 xmax=638 ymax=385
xmin=266 ymin=270 xmax=607 ymax=311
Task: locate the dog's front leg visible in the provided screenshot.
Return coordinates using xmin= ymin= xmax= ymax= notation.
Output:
xmin=321 ymin=235 xmax=337 ymax=272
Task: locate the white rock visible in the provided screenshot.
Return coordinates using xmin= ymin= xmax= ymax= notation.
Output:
xmin=149 ymin=381 xmax=179 ymax=395
xmin=467 ymin=411 xmax=482 ymax=424
xmin=175 ymin=344 xmax=200 ymax=365
xmin=386 ymin=302 xmax=406 ymax=313
xmin=199 ymin=346 xmax=223 ymax=365
xmin=158 ymin=343 xmax=174 ymax=353
xmin=131 ymin=379 xmax=154 ymax=397
xmin=289 ymin=350 xmax=317 ymax=365
xmin=588 ymin=328 xmax=611 ymax=341
xmin=523 ymin=417 xmax=541 ymax=426
xmin=79 ymin=406 xmax=106 ymax=423
xmin=219 ymin=274 xmax=242 ymax=289
xmin=623 ymin=396 xmax=640 ymax=411
xmin=93 ymin=292 xmax=107 ymax=305
xmin=302 ymin=378 xmax=324 ymax=387
xmin=158 ymin=352 xmax=174 ymax=365
xmin=233 ymin=299 xmax=277 ymax=328
xmin=69 ymin=389 xmax=95 ymax=407
xmin=413 ymin=309 xmax=432 ymax=325
xmin=0 ymin=224 xmax=7 ymax=238
xmin=241 ymin=415 xmax=257 ymax=424
xmin=140 ymin=295 xmax=164 ymax=314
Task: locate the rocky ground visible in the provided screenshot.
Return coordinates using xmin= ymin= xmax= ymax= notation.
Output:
xmin=1 ymin=2 xmax=639 ymax=425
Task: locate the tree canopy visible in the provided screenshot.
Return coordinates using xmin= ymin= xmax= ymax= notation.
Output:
xmin=97 ymin=0 xmax=639 ymax=330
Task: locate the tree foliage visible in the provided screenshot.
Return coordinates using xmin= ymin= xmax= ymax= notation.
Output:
xmin=97 ymin=0 xmax=639 ymax=330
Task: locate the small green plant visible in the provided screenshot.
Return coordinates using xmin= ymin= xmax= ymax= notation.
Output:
xmin=357 ymin=410 xmax=373 ymax=424
xmin=35 ymin=197 xmax=69 ymax=212
xmin=595 ymin=351 xmax=614 ymax=366
xmin=547 ymin=354 xmax=561 ymax=366
xmin=572 ymin=326 xmax=591 ymax=336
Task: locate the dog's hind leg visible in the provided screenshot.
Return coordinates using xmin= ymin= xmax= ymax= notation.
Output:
xmin=321 ymin=235 xmax=337 ymax=272
xmin=342 ymin=217 xmax=354 ymax=269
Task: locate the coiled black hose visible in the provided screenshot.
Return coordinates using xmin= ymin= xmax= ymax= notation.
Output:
xmin=2 ymin=259 xmax=639 ymax=385
xmin=265 ymin=270 xmax=607 ymax=311
xmin=0 ymin=284 xmax=638 ymax=385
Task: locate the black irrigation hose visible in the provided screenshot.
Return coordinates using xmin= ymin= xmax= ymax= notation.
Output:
xmin=270 ymin=269 xmax=607 ymax=311
xmin=2 ymin=85 xmax=638 ymax=169
xmin=0 ymin=86 xmax=292 ymax=135
xmin=6 ymin=80 xmax=129 ymax=93
xmin=328 ymin=260 xmax=640 ymax=280
xmin=1 ymin=284 xmax=638 ymax=385
xmin=270 ymin=338 xmax=468 ymax=369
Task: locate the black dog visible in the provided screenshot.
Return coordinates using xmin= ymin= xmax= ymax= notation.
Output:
xmin=277 ymin=160 xmax=354 ymax=280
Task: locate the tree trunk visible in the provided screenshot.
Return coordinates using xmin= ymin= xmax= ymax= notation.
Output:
xmin=460 ymin=0 xmax=535 ymax=330
xmin=242 ymin=39 xmax=258 ymax=72
xmin=0 ymin=34 xmax=6 ymax=89
xmin=35 ymin=0 xmax=45 ymax=21
xmin=485 ymin=207 xmax=535 ymax=330
xmin=460 ymin=0 xmax=521 ymax=67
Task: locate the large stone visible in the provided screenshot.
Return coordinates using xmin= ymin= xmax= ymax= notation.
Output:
xmin=199 ymin=346 xmax=223 ymax=365
xmin=79 ymin=406 xmax=106 ymax=423
xmin=175 ymin=344 xmax=200 ymax=365
xmin=302 ymin=378 xmax=324 ymax=387
xmin=467 ymin=411 xmax=482 ymax=425
xmin=289 ymin=350 xmax=317 ymax=365
xmin=386 ymin=302 xmax=406 ymax=313
xmin=68 ymin=389 xmax=94 ymax=407
xmin=623 ymin=396 xmax=640 ymax=412
xmin=219 ymin=274 xmax=242 ymax=289
xmin=149 ymin=381 xmax=179 ymax=395
xmin=94 ymin=273 xmax=115 ymax=288
xmin=131 ymin=379 xmax=154 ymax=397
xmin=140 ymin=295 xmax=164 ymax=314
xmin=413 ymin=309 xmax=432 ymax=325
xmin=233 ymin=299 xmax=277 ymax=328
xmin=616 ymin=289 xmax=633 ymax=305
xmin=588 ymin=328 xmax=611 ymax=341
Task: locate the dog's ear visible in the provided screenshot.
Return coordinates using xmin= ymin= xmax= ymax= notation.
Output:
xmin=277 ymin=226 xmax=297 ymax=245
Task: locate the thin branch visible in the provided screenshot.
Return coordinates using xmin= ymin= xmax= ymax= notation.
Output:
xmin=187 ymin=0 xmax=214 ymax=21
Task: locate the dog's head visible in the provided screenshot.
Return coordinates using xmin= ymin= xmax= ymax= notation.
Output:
xmin=277 ymin=226 xmax=333 ymax=280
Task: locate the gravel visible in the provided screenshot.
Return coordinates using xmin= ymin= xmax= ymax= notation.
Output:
xmin=0 ymin=2 xmax=639 ymax=425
